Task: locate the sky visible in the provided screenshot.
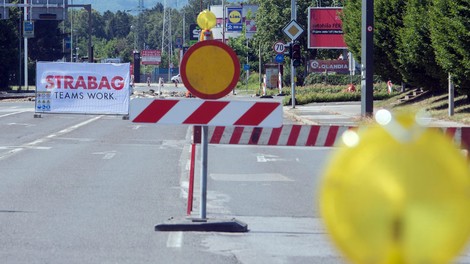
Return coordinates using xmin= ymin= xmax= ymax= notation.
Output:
xmin=70 ymin=0 xmax=189 ymax=13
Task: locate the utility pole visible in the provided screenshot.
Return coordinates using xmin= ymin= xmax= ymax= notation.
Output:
xmin=24 ymin=0 xmax=28 ymax=89
xmin=361 ymin=0 xmax=374 ymax=117
xmin=162 ymin=0 xmax=173 ymax=81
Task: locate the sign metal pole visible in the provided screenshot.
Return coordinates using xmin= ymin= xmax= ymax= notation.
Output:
xmin=361 ymin=0 xmax=374 ymax=116
xmin=200 ymin=125 xmax=208 ymax=219
xmin=24 ymin=0 xmax=28 ymax=90
xmin=290 ymin=0 xmax=296 ymax=108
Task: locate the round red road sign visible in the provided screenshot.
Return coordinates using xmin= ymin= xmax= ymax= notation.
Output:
xmin=180 ymin=40 xmax=240 ymax=99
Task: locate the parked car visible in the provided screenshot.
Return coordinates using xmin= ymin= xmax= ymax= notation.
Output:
xmin=171 ymin=74 xmax=182 ymax=83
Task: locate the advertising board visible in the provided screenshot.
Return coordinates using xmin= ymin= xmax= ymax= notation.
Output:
xmin=308 ymin=60 xmax=349 ymax=73
xmin=141 ymin=50 xmax=161 ymax=65
xmin=36 ymin=62 xmax=130 ymax=115
xmin=308 ymin=7 xmax=347 ymax=49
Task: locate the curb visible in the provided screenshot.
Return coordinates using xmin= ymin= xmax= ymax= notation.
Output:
xmin=283 ymin=107 xmax=318 ymax=125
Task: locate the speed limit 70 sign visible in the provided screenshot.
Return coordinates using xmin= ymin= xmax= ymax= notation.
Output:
xmin=273 ymin=41 xmax=286 ymax=54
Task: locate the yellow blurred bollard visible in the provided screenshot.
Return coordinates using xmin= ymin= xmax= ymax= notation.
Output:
xmin=320 ymin=110 xmax=470 ymax=264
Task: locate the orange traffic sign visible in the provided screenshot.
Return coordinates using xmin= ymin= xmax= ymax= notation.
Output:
xmin=181 ymin=40 xmax=240 ymax=99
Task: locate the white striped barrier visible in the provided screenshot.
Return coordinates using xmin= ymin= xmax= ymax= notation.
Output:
xmin=130 ymin=98 xmax=283 ymax=127
xmin=194 ymin=125 xmax=470 ymax=150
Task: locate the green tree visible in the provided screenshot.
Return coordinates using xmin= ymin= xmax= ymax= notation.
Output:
xmin=26 ymin=20 xmax=64 ymax=84
xmin=430 ymin=0 xmax=470 ymax=96
xmin=397 ymin=0 xmax=446 ymax=91
xmin=342 ymin=0 xmax=406 ymax=83
xmin=104 ymin=11 xmax=132 ymax=39
xmin=0 ymin=15 xmax=19 ymax=89
xmin=253 ymin=0 xmax=291 ymax=68
xmin=29 ymin=21 xmax=64 ymax=62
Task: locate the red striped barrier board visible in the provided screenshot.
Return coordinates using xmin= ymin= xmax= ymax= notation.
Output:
xmin=193 ymin=124 xmax=354 ymax=146
xmin=130 ymin=98 xmax=282 ymax=127
xmin=194 ymin=125 xmax=470 ymax=150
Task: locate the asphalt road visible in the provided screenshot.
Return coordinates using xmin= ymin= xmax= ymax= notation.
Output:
xmin=0 ymin=101 xmax=345 ymax=264
xmin=2 ymin=99 xmax=470 ymax=264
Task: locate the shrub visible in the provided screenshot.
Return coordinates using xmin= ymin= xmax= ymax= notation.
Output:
xmin=304 ymin=73 xmax=384 ymax=86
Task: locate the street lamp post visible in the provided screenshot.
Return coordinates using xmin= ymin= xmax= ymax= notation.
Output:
xmin=130 ymin=25 xmax=137 ymax=50
xmin=222 ymin=0 xmax=225 ymax=43
xmin=75 ymin=47 xmax=79 ymax=62
xmin=70 ymin=0 xmax=73 ymax=62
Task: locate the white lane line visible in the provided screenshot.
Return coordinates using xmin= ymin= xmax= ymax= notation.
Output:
xmin=0 ymin=116 xmax=102 ymax=161
xmin=56 ymin=116 xmax=102 ymax=135
xmin=0 ymin=111 xmax=29 ymax=118
xmin=166 ymin=232 xmax=183 ymax=248
xmin=0 ymin=146 xmax=51 ymax=150
xmin=7 ymin=123 xmax=35 ymax=127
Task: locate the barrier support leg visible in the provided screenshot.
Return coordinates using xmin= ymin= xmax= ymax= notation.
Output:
xmin=187 ymin=143 xmax=196 ymax=215
xmin=155 ymin=126 xmax=248 ymax=233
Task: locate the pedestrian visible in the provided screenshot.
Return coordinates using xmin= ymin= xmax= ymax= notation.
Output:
xmin=130 ymin=75 xmax=135 ymax=95
xmin=158 ymin=77 xmax=164 ymax=95
xmin=147 ymin=76 xmax=151 ymax=87
xmin=387 ymin=80 xmax=393 ymax=94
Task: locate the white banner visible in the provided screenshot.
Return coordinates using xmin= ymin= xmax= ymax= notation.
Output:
xmin=36 ymin=62 xmax=130 ymax=115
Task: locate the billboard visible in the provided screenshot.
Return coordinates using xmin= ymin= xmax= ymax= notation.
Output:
xmin=36 ymin=62 xmax=130 ymax=115
xmin=189 ymin=24 xmax=201 ymax=46
xmin=226 ymin=7 xmax=243 ymax=32
xmin=308 ymin=7 xmax=347 ymax=49
xmin=30 ymin=0 xmax=67 ymax=20
xmin=141 ymin=50 xmax=161 ymax=65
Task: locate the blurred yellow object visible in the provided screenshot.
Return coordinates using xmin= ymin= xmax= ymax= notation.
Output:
xmin=197 ymin=10 xmax=216 ymax=30
xmin=320 ymin=110 xmax=470 ymax=264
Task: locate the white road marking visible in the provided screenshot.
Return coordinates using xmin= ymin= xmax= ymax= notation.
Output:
xmin=257 ymin=154 xmax=289 ymax=162
xmin=166 ymin=232 xmax=183 ymax=248
xmin=92 ymin=151 xmax=117 ymax=160
xmin=55 ymin=137 xmax=94 ymax=142
xmin=0 ymin=111 xmax=29 ymax=118
xmin=0 ymin=146 xmax=51 ymax=150
xmin=103 ymin=152 xmax=116 ymax=159
xmin=180 ymin=181 xmax=189 ymax=198
xmin=7 ymin=123 xmax=35 ymax=127
xmin=257 ymin=155 xmax=267 ymax=162
xmin=0 ymin=116 xmax=102 ymax=161
xmin=210 ymin=173 xmax=293 ymax=182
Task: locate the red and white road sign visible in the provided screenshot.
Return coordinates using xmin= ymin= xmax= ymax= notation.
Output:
xmin=273 ymin=41 xmax=286 ymax=54
xmin=131 ymin=98 xmax=282 ymax=127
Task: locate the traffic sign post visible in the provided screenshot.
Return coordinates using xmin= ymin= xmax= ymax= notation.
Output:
xmin=273 ymin=41 xmax=285 ymax=54
xmin=275 ymin=54 xmax=284 ymax=63
xmin=23 ymin=21 xmax=34 ymax=38
xmin=133 ymin=10 xmax=274 ymax=232
xmin=285 ymin=0 xmax=303 ymax=109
